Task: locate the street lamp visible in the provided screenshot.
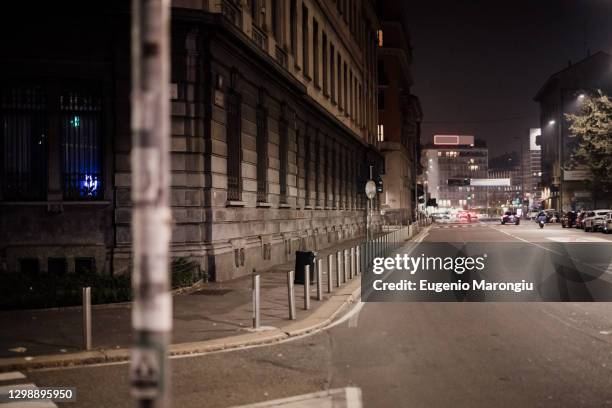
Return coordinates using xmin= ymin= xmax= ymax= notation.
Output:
xmin=548 ymin=120 xmax=556 ymax=126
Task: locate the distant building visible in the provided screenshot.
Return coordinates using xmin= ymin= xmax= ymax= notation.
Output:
xmin=423 ymin=136 xmax=489 ymax=211
xmin=525 ymin=128 xmax=542 ymax=209
xmin=487 ymin=168 xmax=522 ymax=209
xmin=533 ymin=51 xmax=612 ymax=211
xmin=376 ymin=1 xmax=422 ymax=224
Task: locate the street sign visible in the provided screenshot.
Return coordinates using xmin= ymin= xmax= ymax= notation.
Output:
xmin=365 ymin=180 xmax=376 ymax=199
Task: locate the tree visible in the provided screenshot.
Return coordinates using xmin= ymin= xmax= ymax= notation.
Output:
xmin=564 ymin=91 xmax=612 ymax=205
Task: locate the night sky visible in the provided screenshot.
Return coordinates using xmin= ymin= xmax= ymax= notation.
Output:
xmin=405 ymin=0 xmax=612 ymax=157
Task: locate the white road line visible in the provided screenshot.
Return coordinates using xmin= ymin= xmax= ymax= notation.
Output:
xmin=0 ymin=372 xmax=25 ymax=382
xmin=1 ymin=402 xmax=57 ymax=408
xmin=228 ymin=387 xmax=362 ymax=408
xmin=486 ymin=224 xmax=612 ymax=275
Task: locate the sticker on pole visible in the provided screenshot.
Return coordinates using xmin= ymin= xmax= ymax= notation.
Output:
xmin=130 ymin=347 xmax=162 ymax=399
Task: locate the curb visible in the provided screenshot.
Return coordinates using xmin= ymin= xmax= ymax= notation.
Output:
xmin=0 ymin=278 xmax=362 ymax=373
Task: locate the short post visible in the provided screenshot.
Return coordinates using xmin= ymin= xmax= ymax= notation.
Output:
xmin=316 ymin=259 xmax=323 ymax=301
xmin=350 ymin=247 xmax=355 ymax=279
xmin=327 ymin=254 xmax=334 ymax=293
xmin=82 ymin=287 xmax=92 ymax=351
xmin=336 ymin=251 xmax=342 ymax=287
xmin=287 ymin=270 xmax=296 ymax=320
xmin=252 ymin=272 xmax=260 ymax=329
xmin=356 ymin=245 xmax=361 ymax=275
xmin=304 ymin=265 xmax=311 ymax=310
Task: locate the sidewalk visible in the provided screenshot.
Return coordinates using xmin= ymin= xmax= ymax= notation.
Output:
xmin=0 ymin=236 xmax=371 ymax=371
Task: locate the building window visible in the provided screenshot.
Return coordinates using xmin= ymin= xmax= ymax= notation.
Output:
xmin=330 ymin=44 xmax=335 ymax=102
xmin=302 ymin=4 xmax=309 ymax=78
xmin=315 ymin=135 xmax=320 ymax=205
xmin=337 ymin=53 xmax=342 ymax=110
xmin=324 ymin=144 xmax=329 ymax=207
xmin=377 ymin=30 xmax=383 ymax=47
xmin=290 ymin=0 xmax=297 ymax=57
xmin=60 ymin=87 xmax=103 ymax=200
xmin=313 ymin=18 xmax=319 ymax=87
xmin=304 ymin=129 xmax=310 ymax=206
xmin=322 ymin=32 xmax=328 ymax=95
xmin=343 ymin=62 xmax=348 ymax=116
xmin=227 ymin=90 xmax=242 ymax=201
xmin=271 ymin=0 xmax=281 ymax=40
xmin=279 ymin=113 xmax=288 ymax=204
xmin=256 ymin=102 xmax=268 ymax=202
xmin=1 ymin=85 xmax=47 ymax=200
xmin=377 ymin=124 xmax=384 ymax=142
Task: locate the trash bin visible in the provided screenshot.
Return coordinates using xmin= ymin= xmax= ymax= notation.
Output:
xmin=294 ymin=250 xmax=316 ymax=284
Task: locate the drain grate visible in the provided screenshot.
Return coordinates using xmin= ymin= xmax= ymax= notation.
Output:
xmin=190 ymin=288 xmax=233 ymax=296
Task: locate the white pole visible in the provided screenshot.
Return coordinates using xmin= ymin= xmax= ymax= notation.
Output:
xmin=130 ymin=0 xmax=171 ymax=405
xmin=304 ymin=265 xmax=311 ymax=310
xmin=252 ymin=273 xmax=260 ymax=328
xmin=316 ymin=259 xmax=323 ymax=301
xmin=327 ymin=254 xmax=333 ymax=293
xmin=287 ymin=270 xmax=296 ymax=320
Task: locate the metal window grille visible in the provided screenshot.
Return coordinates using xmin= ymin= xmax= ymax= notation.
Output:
xmin=1 ymin=85 xmax=48 ymax=200
xmin=227 ymin=91 xmax=242 ymax=201
xmin=256 ymin=105 xmax=268 ymax=202
xmin=60 ymin=87 xmax=103 ymax=200
xmin=279 ymin=118 xmax=288 ymax=204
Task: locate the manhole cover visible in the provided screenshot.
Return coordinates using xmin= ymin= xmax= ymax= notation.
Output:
xmin=190 ymin=289 xmax=233 ymax=296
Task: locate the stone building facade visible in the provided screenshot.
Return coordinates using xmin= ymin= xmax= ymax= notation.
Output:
xmin=0 ymin=0 xmax=384 ymax=281
xmin=375 ymin=1 xmax=422 ymax=225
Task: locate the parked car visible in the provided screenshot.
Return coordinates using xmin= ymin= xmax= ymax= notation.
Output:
xmin=584 ymin=210 xmax=611 ymax=232
xmin=431 ymin=212 xmax=451 ymax=223
xmin=603 ymin=213 xmax=612 ymax=234
xmin=501 ymin=211 xmax=520 ymax=225
xmin=561 ymin=211 xmax=578 ymax=228
xmin=576 ymin=210 xmax=592 ymax=229
xmin=547 ymin=211 xmax=560 ymax=223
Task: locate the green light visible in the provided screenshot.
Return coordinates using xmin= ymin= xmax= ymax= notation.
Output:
xmin=70 ymin=115 xmax=80 ymax=128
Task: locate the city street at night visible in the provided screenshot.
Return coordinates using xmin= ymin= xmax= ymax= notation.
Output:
xmin=1 ymin=0 xmax=611 ymax=407
xmin=8 ymin=222 xmax=611 ymax=408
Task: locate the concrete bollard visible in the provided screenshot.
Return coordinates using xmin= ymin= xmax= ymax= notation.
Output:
xmin=287 ymin=270 xmax=296 ymax=320
xmin=316 ymin=259 xmax=323 ymax=301
xmin=336 ymin=251 xmax=342 ymax=287
xmin=350 ymin=247 xmax=355 ymax=279
xmin=252 ymin=272 xmax=261 ymax=329
xmin=304 ymin=265 xmax=311 ymax=310
xmin=356 ymin=245 xmax=361 ymax=275
xmin=327 ymin=254 xmax=334 ymax=293
xmin=82 ymin=287 xmax=92 ymax=351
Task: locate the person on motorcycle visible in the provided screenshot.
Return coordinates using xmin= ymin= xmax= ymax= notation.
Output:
xmin=537 ymin=212 xmax=547 ymax=228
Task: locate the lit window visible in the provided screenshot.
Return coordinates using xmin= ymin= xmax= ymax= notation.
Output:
xmin=377 ymin=30 xmax=383 ymax=47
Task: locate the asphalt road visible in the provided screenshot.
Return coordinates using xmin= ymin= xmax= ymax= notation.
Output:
xmin=15 ymin=221 xmax=612 ymax=407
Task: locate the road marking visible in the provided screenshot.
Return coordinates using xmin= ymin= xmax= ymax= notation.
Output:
xmin=0 ymin=372 xmax=25 ymax=382
xmin=229 ymin=387 xmax=362 ymax=407
xmin=547 ymin=236 xmax=610 ymax=243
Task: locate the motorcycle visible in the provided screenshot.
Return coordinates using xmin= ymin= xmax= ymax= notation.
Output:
xmin=539 ymin=220 xmax=545 ymax=229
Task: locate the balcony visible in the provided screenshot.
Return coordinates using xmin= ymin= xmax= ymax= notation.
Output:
xmin=275 ymin=45 xmax=288 ymax=68
xmin=221 ymin=0 xmax=242 ymax=28
xmin=251 ymin=24 xmax=268 ymax=51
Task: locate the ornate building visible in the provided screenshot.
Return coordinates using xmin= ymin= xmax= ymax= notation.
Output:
xmin=0 ymin=0 xmax=383 ymax=281
xmin=376 ymin=1 xmax=422 ymax=225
